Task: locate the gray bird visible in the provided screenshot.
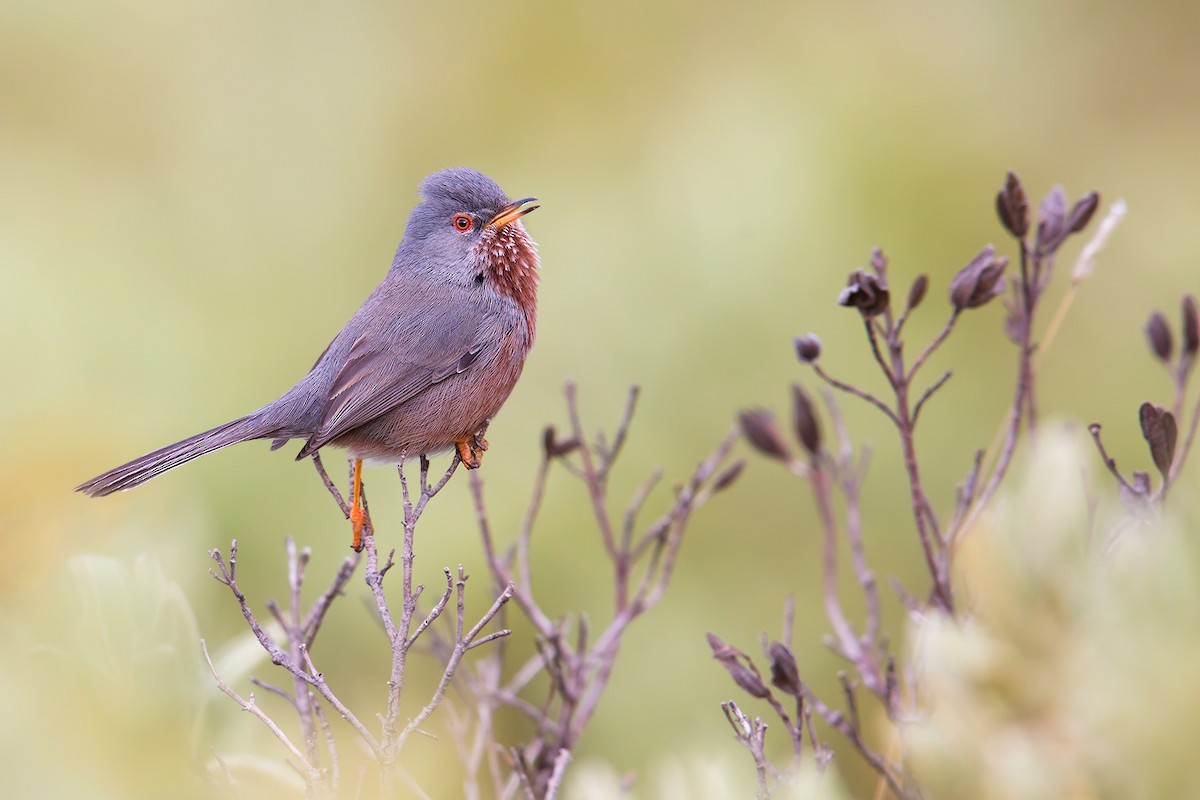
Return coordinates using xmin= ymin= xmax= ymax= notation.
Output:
xmin=77 ymin=167 xmax=540 ymax=548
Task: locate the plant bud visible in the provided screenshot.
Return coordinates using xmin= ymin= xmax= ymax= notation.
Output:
xmin=794 ymin=334 xmax=822 ymax=364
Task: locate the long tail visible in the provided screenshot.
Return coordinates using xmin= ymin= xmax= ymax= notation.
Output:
xmin=76 ymin=414 xmax=276 ymax=497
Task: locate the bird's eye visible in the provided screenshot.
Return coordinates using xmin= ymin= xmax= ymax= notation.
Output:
xmin=452 ymin=213 xmax=474 ymax=232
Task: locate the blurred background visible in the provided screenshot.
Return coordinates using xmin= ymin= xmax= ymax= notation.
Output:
xmin=3 ymin=1 xmax=1199 ymax=797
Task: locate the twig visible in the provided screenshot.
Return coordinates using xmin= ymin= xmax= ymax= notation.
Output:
xmin=312 ymin=451 xmax=350 ymax=518
xmin=202 ymin=640 xmax=316 ymax=780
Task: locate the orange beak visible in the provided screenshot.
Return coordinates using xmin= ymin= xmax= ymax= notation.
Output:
xmin=486 ymin=197 xmax=539 ymax=229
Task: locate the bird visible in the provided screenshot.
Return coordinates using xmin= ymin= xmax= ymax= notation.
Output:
xmin=77 ymin=167 xmax=540 ymax=549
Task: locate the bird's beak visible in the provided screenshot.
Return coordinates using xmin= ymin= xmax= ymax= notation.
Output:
xmin=487 ymin=197 xmax=539 ymax=229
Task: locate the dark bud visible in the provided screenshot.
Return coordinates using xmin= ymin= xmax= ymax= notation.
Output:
xmin=838 ymin=269 xmax=890 ymax=318
xmin=767 ymin=640 xmax=802 ymax=697
xmin=906 ymin=274 xmax=929 ymax=312
xmin=1067 ymin=192 xmax=1100 ymax=233
xmin=949 ymin=245 xmax=1008 ymax=310
xmin=707 ymin=633 xmax=770 ymax=699
xmin=1035 ymin=185 xmax=1068 ymax=255
xmin=996 ymin=171 xmax=1029 ymax=239
xmin=542 ymin=426 xmax=580 ymax=459
xmin=712 ymin=460 xmax=746 ymax=492
xmin=1138 ymin=402 xmax=1177 ymax=480
xmin=1145 ymin=311 xmax=1173 ymax=363
xmin=791 ymin=384 xmax=821 ymax=456
xmin=794 ymin=333 xmax=822 ymax=364
xmin=1182 ymin=295 xmax=1199 ymax=357
xmin=739 ymin=409 xmax=790 ymax=462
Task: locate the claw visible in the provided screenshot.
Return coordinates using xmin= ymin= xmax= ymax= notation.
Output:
xmin=455 ymin=436 xmax=485 ymax=469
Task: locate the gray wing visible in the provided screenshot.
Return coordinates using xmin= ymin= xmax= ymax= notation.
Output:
xmin=296 ymin=291 xmax=500 ymax=458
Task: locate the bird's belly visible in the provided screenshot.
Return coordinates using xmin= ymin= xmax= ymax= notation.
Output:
xmin=329 ymin=337 xmax=526 ymax=462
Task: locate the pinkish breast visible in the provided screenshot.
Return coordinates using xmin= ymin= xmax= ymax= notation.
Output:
xmin=475 ymin=221 xmax=540 ymax=339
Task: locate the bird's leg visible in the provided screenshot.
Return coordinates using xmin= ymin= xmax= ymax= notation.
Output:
xmin=455 ymin=437 xmax=485 ymax=469
xmin=350 ymin=458 xmax=366 ymax=551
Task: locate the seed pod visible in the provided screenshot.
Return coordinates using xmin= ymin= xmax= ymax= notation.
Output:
xmin=707 ymin=633 xmax=770 ymax=699
xmin=1183 ymin=295 xmax=1199 ymax=357
xmin=996 ymin=171 xmax=1029 ymax=238
xmin=542 ymin=426 xmax=580 ymax=458
xmin=949 ymin=245 xmax=1008 ymax=310
xmin=906 ymin=274 xmax=929 ymax=312
xmin=1068 ymin=191 xmax=1100 ymax=233
xmin=1035 ymin=185 xmax=1068 ymax=255
xmin=838 ymin=269 xmax=890 ymax=318
xmin=767 ymin=640 xmax=802 ymax=697
xmin=712 ymin=460 xmax=746 ymax=492
xmin=791 ymin=384 xmax=821 ymax=456
xmin=1138 ymin=402 xmax=1177 ymax=480
xmin=1144 ymin=311 xmax=1173 ymax=363
xmin=738 ymin=409 xmax=790 ymax=462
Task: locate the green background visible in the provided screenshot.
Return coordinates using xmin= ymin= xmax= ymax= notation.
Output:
xmin=3 ymin=1 xmax=1199 ymax=797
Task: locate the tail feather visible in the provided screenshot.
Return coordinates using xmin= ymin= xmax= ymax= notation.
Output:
xmin=77 ymin=415 xmax=274 ymax=497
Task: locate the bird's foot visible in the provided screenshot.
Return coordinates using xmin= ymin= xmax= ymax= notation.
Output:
xmin=455 ymin=435 xmax=488 ymax=469
xmin=350 ymin=458 xmax=366 ymax=552
xmin=350 ymin=504 xmax=366 ymax=552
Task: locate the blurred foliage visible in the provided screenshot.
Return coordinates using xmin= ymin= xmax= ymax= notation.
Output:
xmin=3 ymin=0 xmax=1200 ymax=797
xmin=566 ymin=757 xmax=850 ymax=800
xmin=906 ymin=432 xmax=1200 ymax=799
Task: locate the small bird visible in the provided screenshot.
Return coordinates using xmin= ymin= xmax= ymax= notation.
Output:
xmin=78 ymin=167 xmax=540 ymax=549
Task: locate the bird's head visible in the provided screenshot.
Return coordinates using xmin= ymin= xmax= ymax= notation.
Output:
xmin=396 ymin=168 xmax=540 ymax=319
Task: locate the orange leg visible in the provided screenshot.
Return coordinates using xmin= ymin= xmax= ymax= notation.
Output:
xmin=455 ymin=435 xmax=488 ymax=469
xmin=349 ymin=458 xmax=365 ymax=551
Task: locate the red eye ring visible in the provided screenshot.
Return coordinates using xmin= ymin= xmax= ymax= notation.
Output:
xmin=452 ymin=213 xmax=474 ymax=232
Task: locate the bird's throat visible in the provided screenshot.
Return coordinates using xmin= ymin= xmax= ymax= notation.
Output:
xmin=476 ymin=223 xmax=540 ymax=338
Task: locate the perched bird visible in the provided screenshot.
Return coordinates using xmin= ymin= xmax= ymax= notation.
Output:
xmin=77 ymin=167 xmax=540 ymax=549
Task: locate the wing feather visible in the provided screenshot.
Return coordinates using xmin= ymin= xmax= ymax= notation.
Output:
xmin=296 ymin=292 xmax=501 ymax=456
